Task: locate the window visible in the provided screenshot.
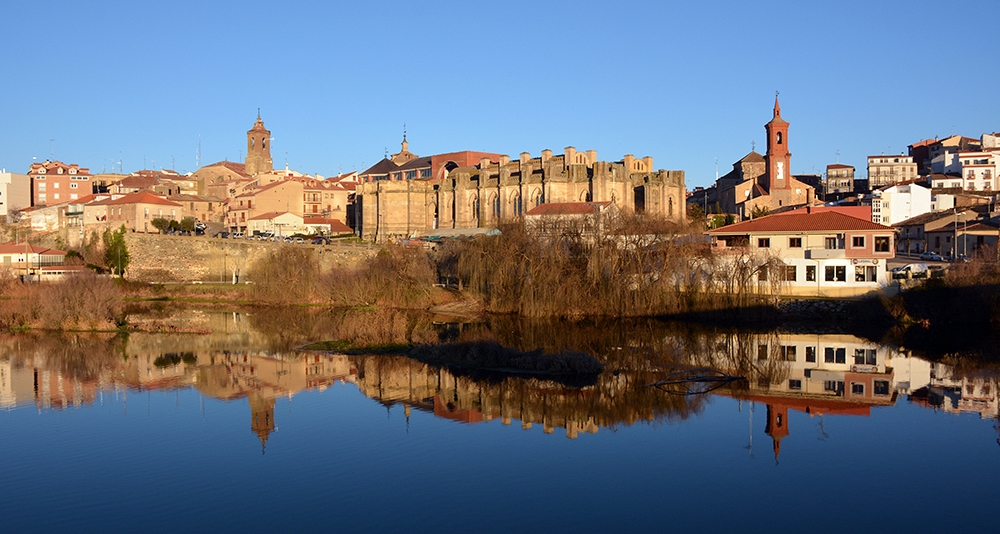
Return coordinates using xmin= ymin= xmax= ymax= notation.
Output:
xmin=758 ymin=344 xmax=769 ymax=361
xmin=873 ymin=380 xmax=890 ymax=396
xmin=758 ymin=266 xmax=768 ymax=281
xmin=789 ymin=237 xmax=802 ymax=248
xmin=420 ymin=169 xmax=432 ymax=178
xmin=851 ymin=383 xmax=865 ymax=395
xmin=824 ymin=380 xmax=843 ymax=393
xmin=825 ymin=266 xmax=846 ymax=282
xmin=874 ymin=236 xmax=890 ymax=252
xmin=789 ymin=379 xmax=802 ymax=390
xmin=784 ymin=265 xmax=797 ymax=281
xmin=855 ymin=266 xmax=867 ymax=282
xmin=806 ymin=265 xmax=816 ymax=281
xmin=405 ymin=171 xmax=416 ymax=180
xmin=758 ymin=238 xmax=770 ymax=248
xmin=781 ymin=345 xmax=796 ymax=361
xmin=805 ymin=346 xmax=816 ymax=363
xmin=852 ymin=236 xmax=865 ymax=248
xmin=70 ymin=183 xmax=78 ymax=189
xmin=854 ymin=349 xmax=866 ymax=365
xmin=836 ymin=348 xmax=846 ymax=364
xmin=53 ymin=182 xmax=60 ymax=189
xmin=825 ymin=237 xmax=838 ymax=249
xmin=825 ymin=347 xmax=835 ymax=363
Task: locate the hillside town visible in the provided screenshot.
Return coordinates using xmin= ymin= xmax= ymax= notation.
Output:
xmin=1 ymin=99 xmax=997 ymax=297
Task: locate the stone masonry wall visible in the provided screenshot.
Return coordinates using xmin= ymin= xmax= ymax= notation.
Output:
xmin=122 ymin=234 xmax=379 ymax=282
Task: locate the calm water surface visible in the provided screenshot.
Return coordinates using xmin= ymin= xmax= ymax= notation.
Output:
xmin=1 ymin=310 xmax=998 ymax=532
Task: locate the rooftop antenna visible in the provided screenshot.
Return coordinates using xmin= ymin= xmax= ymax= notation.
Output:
xmin=171 ymin=155 xmax=175 ymax=170
xmin=384 ymin=147 xmax=388 ymax=159
xmin=715 ymin=157 xmax=719 ymax=181
xmin=836 ymin=150 xmax=840 ymax=164
xmin=49 ymin=139 xmax=55 ymax=160
xmin=751 ymin=140 xmax=756 ymax=153
xmin=197 ymin=135 xmax=202 ymax=168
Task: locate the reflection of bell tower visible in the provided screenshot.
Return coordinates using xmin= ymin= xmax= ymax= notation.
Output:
xmin=764 ymin=403 xmax=789 ymax=464
xmin=764 ymin=94 xmax=791 ymax=191
xmin=249 ymin=394 xmax=275 ymax=452
xmin=245 ymin=110 xmax=273 ymax=176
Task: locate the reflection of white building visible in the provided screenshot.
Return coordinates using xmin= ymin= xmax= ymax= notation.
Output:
xmin=745 ymin=333 xmax=896 ymax=402
xmin=887 ymin=352 xmax=998 ymax=419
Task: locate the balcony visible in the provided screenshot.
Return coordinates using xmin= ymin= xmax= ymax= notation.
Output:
xmin=807 ymin=248 xmax=845 ymax=259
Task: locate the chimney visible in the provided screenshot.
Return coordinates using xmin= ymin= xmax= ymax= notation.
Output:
xmin=541 ymin=149 xmax=552 ymax=163
xmin=519 ymin=152 xmax=531 ymax=164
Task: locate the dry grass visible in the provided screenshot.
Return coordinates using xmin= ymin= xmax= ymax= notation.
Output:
xmin=0 ymin=272 xmax=124 ymax=330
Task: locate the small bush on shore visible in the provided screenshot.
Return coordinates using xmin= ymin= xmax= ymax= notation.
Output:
xmin=0 ymin=272 xmax=123 ymax=330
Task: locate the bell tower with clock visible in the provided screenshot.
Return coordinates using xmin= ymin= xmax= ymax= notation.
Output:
xmin=764 ymin=93 xmax=791 ymax=191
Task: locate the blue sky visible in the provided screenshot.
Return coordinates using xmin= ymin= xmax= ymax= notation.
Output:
xmin=1 ymin=0 xmax=997 ymax=188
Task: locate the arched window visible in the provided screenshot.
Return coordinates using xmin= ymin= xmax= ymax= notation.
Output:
xmin=777 ymin=132 xmax=783 ymax=145
xmin=668 ymin=196 xmax=674 ymax=217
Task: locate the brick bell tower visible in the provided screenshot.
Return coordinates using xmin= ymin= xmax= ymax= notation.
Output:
xmin=245 ymin=110 xmax=273 ymax=176
xmin=764 ymin=93 xmax=791 ymax=191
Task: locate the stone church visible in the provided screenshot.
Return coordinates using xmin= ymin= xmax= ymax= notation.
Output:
xmin=356 ymin=140 xmax=686 ymax=242
xmin=717 ymin=97 xmax=814 ymax=218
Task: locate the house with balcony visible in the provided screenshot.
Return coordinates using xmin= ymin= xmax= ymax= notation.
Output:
xmin=707 ymin=209 xmax=895 ymax=297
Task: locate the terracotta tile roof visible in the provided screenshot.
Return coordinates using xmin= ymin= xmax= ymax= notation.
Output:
xmin=304 ymin=218 xmax=352 ymax=233
xmin=116 ymin=175 xmax=161 ymax=189
xmin=708 ymin=211 xmax=891 ymax=234
xmin=525 ymin=201 xmax=611 ymax=216
xmin=249 ymin=211 xmax=295 ymax=220
xmin=168 ymin=194 xmax=223 ymax=202
xmin=826 ymin=163 xmax=854 ymax=169
xmin=738 ymin=151 xmax=765 ymax=164
xmin=104 ymin=191 xmax=182 ymax=207
xmin=0 ymin=244 xmax=66 ymax=255
xmin=928 ymin=221 xmax=999 ymax=233
xmin=203 ymin=161 xmax=249 ymax=177
xmin=236 ymin=179 xmax=296 ymax=198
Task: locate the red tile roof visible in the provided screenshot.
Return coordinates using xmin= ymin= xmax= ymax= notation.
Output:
xmin=249 ymin=211 xmax=297 ymax=220
xmin=708 ymin=211 xmax=891 ymax=234
xmin=826 ymin=163 xmax=854 ymax=169
xmin=525 ymin=202 xmax=611 ymax=216
xmin=0 ymin=244 xmax=67 ymax=255
xmin=103 ymin=191 xmax=182 ymax=207
xmin=203 ymin=161 xmax=249 ymax=177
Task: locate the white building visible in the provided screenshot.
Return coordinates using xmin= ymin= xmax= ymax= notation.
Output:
xmin=871 ymin=182 xmax=932 ymax=226
xmin=0 ymin=172 xmax=31 ymax=221
xmin=868 ymin=154 xmax=918 ymax=188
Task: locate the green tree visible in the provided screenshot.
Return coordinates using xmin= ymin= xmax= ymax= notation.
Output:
xmin=103 ymin=225 xmax=130 ymax=276
xmin=180 ymin=217 xmax=196 ymax=233
xmin=750 ymin=205 xmax=771 ymax=218
xmin=168 ymin=220 xmax=181 ymax=231
xmin=150 ymin=218 xmax=170 ymax=233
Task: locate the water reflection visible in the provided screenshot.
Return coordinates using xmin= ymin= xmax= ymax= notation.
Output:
xmin=1 ymin=313 xmax=998 ymax=449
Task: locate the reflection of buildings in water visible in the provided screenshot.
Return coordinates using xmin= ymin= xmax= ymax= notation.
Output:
xmin=887 ymin=351 xmax=998 ymax=420
xmin=0 ymin=355 xmax=99 ymax=410
xmin=711 ymin=333 xmax=900 ymax=462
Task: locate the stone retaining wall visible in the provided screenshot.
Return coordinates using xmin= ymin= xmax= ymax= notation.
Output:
xmin=123 ymin=234 xmax=379 ymax=282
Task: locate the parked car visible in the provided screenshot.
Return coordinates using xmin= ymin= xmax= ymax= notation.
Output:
xmin=214 ymin=231 xmax=230 ymax=239
xmin=950 ymin=254 xmax=971 ymax=263
xmin=919 ymin=252 xmax=943 ymax=261
xmin=311 ymin=236 xmax=331 ymax=245
xmin=232 ymin=232 xmax=244 ymax=239
xmin=294 ymin=237 xmax=305 ymax=244
xmin=891 ymin=263 xmax=930 ymax=279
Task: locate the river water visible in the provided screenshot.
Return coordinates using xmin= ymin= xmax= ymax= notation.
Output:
xmin=1 ymin=309 xmax=998 ymax=532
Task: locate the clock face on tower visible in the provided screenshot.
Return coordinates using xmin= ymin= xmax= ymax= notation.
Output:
xmin=777 ymin=161 xmax=784 ymax=181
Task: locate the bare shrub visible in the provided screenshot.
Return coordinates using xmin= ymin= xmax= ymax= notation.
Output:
xmin=246 ymin=246 xmax=321 ymax=305
xmin=321 ymin=245 xmax=435 ymax=308
xmin=0 ymin=273 xmax=123 ymax=330
xmin=436 ymin=216 xmax=776 ymax=318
